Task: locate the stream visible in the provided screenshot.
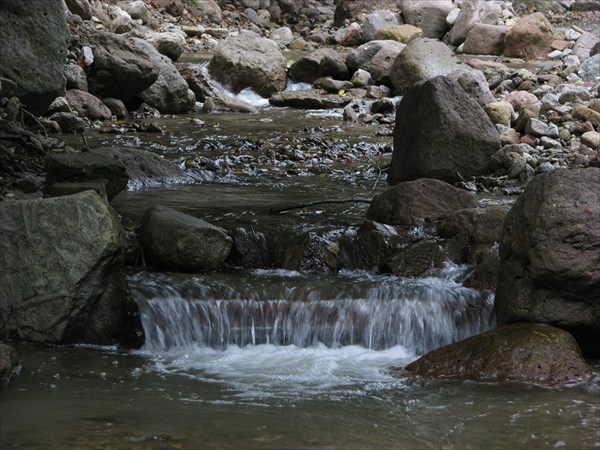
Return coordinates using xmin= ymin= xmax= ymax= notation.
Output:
xmin=2 ymin=85 xmax=599 ymax=449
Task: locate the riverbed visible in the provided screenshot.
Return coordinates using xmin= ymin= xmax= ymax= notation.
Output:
xmin=2 ymin=94 xmax=599 ymax=450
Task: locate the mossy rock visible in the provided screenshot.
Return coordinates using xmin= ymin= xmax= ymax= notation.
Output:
xmin=398 ymin=323 xmax=593 ymax=385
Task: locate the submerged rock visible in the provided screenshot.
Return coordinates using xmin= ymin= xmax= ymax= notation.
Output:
xmin=0 ymin=191 xmax=142 ymax=347
xmin=269 ymin=89 xmax=353 ymax=109
xmin=0 ymin=343 xmax=19 ymax=382
xmin=495 ymin=168 xmax=600 ymax=357
xmin=140 ymin=205 xmax=233 ymax=272
xmin=399 ymin=323 xmax=593 ymax=385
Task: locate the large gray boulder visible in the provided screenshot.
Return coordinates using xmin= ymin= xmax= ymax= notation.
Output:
xmin=346 ymin=40 xmax=395 ymax=72
xmin=369 ymin=41 xmax=407 ymax=86
xmin=133 ymin=39 xmax=196 ymax=114
xmin=398 ymin=0 xmax=454 ymax=39
xmin=0 ymin=1 xmax=69 ymax=115
xmin=141 ymin=205 xmax=233 ymax=272
xmin=79 ymin=29 xmax=160 ymax=102
xmin=496 ymin=168 xmax=600 ymax=357
xmin=389 ymin=38 xmax=464 ymax=93
xmin=400 ymin=323 xmax=593 ymax=385
xmin=208 ymin=33 xmax=287 ymax=97
xmin=0 ymin=191 xmax=142 ymax=346
xmin=366 ymin=178 xmax=478 ymax=226
xmin=388 ymin=76 xmax=501 ymax=184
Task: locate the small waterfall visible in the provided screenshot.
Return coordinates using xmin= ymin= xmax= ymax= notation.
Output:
xmin=130 ymin=268 xmax=495 ymax=355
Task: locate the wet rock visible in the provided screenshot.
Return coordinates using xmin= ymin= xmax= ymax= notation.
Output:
xmin=203 ymin=96 xmax=259 ymax=114
xmin=269 ymin=231 xmax=338 ymax=273
xmin=269 ymin=89 xmax=353 ymax=109
xmin=0 ymin=1 xmax=69 ymax=115
xmin=367 ymin=178 xmax=478 ymax=226
xmin=398 ymin=0 xmax=453 ymax=39
xmin=133 ymin=39 xmax=196 ymax=114
xmin=79 ymin=28 xmax=160 ymax=102
xmin=45 ymin=181 xmax=108 ymax=201
xmin=0 ymin=191 xmax=142 ymax=347
xmin=0 ymin=343 xmax=19 ymax=382
xmin=315 ymin=78 xmax=354 ymax=94
xmin=209 ymin=33 xmax=287 ymax=97
xmin=227 ymin=227 xmax=270 ymax=268
xmin=45 ymin=152 xmax=129 ymax=201
xmin=384 ymin=240 xmax=449 ymax=278
xmin=496 ymin=168 xmax=600 ymax=357
xmin=389 ymin=76 xmax=501 ymax=184
xmin=103 ymin=98 xmax=128 ymax=118
xmin=140 ymin=205 xmax=233 ymax=272
xmin=65 ymin=89 xmax=112 ymax=121
xmin=49 ymin=112 xmax=87 ymax=134
xmin=463 ymin=24 xmax=509 ymax=56
xmin=400 ymin=323 xmax=593 ymax=385
xmin=504 ymin=13 xmax=555 ymax=59
xmin=92 ymin=147 xmax=195 ymax=188
xmin=440 ymin=206 xmax=510 ymax=245
xmin=389 ymin=38 xmax=464 ymax=93
xmin=363 ymin=9 xmax=400 ymax=42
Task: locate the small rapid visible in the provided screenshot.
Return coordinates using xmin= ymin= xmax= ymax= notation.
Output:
xmin=129 ymin=267 xmax=495 ymax=356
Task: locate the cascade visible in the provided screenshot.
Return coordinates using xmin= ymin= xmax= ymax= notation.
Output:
xmin=130 ymin=267 xmax=495 ymax=355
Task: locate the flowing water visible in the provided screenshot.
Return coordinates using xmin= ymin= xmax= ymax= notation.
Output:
xmin=2 ymin=79 xmax=599 ymax=449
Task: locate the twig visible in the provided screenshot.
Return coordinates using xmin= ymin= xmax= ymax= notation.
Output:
xmin=20 ymin=108 xmax=48 ymax=139
xmin=269 ymin=198 xmax=371 ymax=214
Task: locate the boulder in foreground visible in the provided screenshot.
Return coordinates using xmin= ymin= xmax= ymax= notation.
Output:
xmin=399 ymin=323 xmax=593 ymax=385
xmin=0 ymin=191 xmax=142 ymax=347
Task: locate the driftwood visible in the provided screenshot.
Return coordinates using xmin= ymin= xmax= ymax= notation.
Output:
xmin=269 ymin=198 xmax=371 ymax=214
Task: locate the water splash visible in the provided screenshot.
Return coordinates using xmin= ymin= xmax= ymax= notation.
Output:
xmin=129 ymin=268 xmax=495 ymax=355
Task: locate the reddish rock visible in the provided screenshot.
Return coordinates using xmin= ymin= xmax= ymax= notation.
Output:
xmin=504 ymin=13 xmax=555 ymax=59
xmin=366 ymin=178 xmax=478 ymax=226
xmin=399 ymin=323 xmax=593 ymax=385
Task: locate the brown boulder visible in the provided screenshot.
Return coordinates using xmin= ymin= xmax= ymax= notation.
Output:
xmin=504 ymin=13 xmax=555 ymax=59
xmin=399 ymin=323 xmax=593 ymax=385
xmin=366 ymin=178 xmax=478 ymax=226
xmin=495 ymin=168 xmax=600 ymax=357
